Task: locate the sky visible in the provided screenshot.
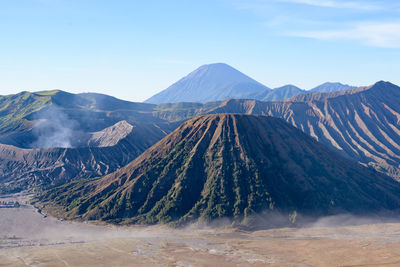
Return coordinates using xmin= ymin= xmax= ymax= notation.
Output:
xmin=1 ymin=0 xmax=400 ymax=102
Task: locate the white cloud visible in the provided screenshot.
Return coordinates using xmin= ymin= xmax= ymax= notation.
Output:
xmin=275 ymin=0 xmax=381 ymax=10
xmin=291 ymin=22 xmax=400 ymax=48
xmin=233 ymin=0 xmax=400 ymax=48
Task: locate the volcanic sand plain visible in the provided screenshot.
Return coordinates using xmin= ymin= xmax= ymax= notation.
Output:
xmin=1 ymin=193 xmax=400 ymax=267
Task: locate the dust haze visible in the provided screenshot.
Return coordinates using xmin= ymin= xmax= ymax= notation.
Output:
xmin=2 ymin=193 xmax=400 ymax=266
xmin=0 ymin=193 xmax=173 ymax=248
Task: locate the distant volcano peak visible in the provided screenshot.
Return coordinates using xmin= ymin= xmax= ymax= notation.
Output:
xmin=145 ymin=63 xmax=270 ymax=104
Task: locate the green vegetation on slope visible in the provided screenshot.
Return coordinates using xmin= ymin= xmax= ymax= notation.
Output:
xmin=0 ymin=91 xmax=56 ymax=134
xmin=36 ymin=114 xmax=400 ymax=226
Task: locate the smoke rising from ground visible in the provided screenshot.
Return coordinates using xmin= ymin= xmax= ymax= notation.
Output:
xmin=31 ymin=105 xmax=77 ymax=148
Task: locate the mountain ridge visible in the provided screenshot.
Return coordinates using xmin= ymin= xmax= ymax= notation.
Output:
xmin=0 ymin=120 xmax=168 ymax=193
xmin=239 ymin=84 xmax=306 ymax=102
xmin=36 ymin=114 xmax=400 ymax=226
xmin=151 ymin=81 xmax=400 ymax=180
xmin=310 ymin=82 xmax=357 ymax=93
xmin=1 ymin=80 xmax=400 ymax=193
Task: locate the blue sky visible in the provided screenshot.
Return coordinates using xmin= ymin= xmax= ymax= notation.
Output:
xmin=1 ymin=0 xmax=399 ymax=101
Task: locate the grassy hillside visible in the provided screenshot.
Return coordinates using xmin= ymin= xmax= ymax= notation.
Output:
xmin=0 ymin=91 xmax=57 ymax=134
xmin=36 ymin=114 xmax=400 ymax=226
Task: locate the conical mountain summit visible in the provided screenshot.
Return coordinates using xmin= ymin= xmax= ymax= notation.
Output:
xmin=145 ymin=63 xmax=270 ymax=104
xmin=38 ymin=114 xmax=400 ymax=225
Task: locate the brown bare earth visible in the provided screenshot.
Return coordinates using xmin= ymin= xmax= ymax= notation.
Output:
xmin=0 ymin=120 xmax=169 ymax=193
xmin=36 ymin=114 xmax=400 ymax=226
xmin=154 ymin=81 xmax=400 ymax=180
xmin=1 ymin=194 xmax=400 ymax=266
xmin=1 ymin=222 xmax=400 ymax=267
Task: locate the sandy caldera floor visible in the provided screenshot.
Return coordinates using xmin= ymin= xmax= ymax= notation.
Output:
xmin=1 ymin=193 xmax=400 ymax=266
xmin=1 ymin=222 xmax=400 ymax=267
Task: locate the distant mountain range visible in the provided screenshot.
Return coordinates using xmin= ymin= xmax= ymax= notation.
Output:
xmin=310 ymin=82 xmax=357 ymax=93
xmin=247 ymin=84 xmax=306 ymax=102
xmin=151 ymin=81 xmax=400 ymax=180
xmin=36 ymin=114 xmax=400 ymax=225
xmin=0 ymin=90 xmax=176 ymax=193
xmin=1 ymin=80 xmax=399 ymax=194
xmin=2 ymin=61 xmax=399 ymax=227
xmin=0 ymin=90 xmax=168 ymax=148
xmin=145 ymin=63 xmax=356 ymax=103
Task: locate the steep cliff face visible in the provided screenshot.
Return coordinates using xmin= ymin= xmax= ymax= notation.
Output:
xmin=37 ymin=114 xmax=400 ymax=225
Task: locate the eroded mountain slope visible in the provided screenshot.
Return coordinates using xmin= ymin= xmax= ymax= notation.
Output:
xmin=153 ymin=81 xmax=400 ymax=179
xmin=0 ymin=121 xmax=168 ymax=193
xmin=37 ymin=114 xmax=400 ymax=225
